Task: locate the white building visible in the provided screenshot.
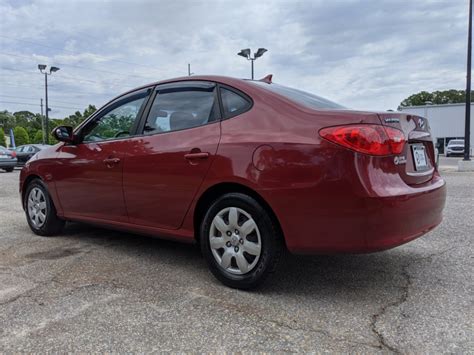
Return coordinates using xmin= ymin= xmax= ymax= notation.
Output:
xmin=399 ymin=103 xmax=473 ymax=156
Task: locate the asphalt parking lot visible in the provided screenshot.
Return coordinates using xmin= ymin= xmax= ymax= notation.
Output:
xmin=0 ymin=167 xmax=472 ymax=353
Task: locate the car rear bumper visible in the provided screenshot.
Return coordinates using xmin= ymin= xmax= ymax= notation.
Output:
xmin=0 ymin=160 xmax=17 ymax=168
xmin=264 ymin=168 xmax=446 ymax=255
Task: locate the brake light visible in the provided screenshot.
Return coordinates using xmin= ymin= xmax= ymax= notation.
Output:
xmin=319 ymin=124 xmax=405 ymax=156
xmin=11 ymin=151 xmax=16 ymax=158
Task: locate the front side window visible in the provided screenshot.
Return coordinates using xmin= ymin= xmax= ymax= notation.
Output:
xmin=82 ymin=96 xmax=146 ymax=142
xmin=220 ymin=87 xmax=252 ymax=117
xmin=144 ymin=87 xmax=217 ymax=134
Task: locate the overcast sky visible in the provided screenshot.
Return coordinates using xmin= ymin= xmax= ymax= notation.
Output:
xmin=0 ymin=0 xmax=469 ymax=117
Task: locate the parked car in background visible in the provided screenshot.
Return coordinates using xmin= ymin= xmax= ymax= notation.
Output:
xmin=14 ymin=144 xmax=50 ymax=166
xmin=19 ymin=75 xmax=446 ymax=289
xmin=445 ymin=139 xmax=465 ymax=157
xmin=0 ymin=146 xmax=17 ymax=172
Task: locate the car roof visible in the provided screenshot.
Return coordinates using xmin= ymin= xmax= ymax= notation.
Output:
xmin=113 ymin=75 xmax=257 ymax=102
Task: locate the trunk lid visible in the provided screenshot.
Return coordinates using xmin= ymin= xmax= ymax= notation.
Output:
xmin=377 ymin=112 xmax=436 ymax=185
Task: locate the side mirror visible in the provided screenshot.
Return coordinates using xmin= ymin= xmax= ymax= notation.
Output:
xmin=52 ymin=126 xmax=75 ymax=143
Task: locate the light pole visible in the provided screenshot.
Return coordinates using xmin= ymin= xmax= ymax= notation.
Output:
xmin=237 ymin=48 xmax=268 ymax=80
xmin=464 ymin=0 xmax=472 ymax=161
xmin=38 ymin=64 xmax=60 ymax=144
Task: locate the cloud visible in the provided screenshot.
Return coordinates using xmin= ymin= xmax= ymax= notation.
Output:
xmin=0 ymin=0 xmax=469 ymax=117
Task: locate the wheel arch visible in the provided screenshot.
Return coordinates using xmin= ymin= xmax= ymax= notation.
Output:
xmin=193 ymin=182 xmax=286 ymax=248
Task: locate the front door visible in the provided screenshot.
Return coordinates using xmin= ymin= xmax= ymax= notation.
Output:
xmin=123 ymin=81 xmax=221 ymax=230
xmin=54 ymin=90 xmax=150 ymax=222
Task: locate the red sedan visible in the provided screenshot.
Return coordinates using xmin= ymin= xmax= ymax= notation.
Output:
xmin=20 ymin=75 xmax=446 ymax=289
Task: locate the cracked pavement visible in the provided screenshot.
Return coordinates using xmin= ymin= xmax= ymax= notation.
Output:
xmin=0 ymin=169 xmax=473 ymax=352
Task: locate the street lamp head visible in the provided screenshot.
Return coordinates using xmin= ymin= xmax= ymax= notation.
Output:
xmin=254 ymin=48 xmax=268 ymax=59
xmin=38 ymin=64 xmax=47 ymax=71
xmin=50 ymin=66 xmax=60 ymax=73
xmin=237 ymin=48 xmax=251 ymax=59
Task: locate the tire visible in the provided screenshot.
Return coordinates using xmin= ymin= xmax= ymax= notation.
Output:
xmin=3 ymin=168 xmax=14 ymax=172
xmin=200 ymin=192 xmax=283 ymax=289
xmin=446 ymin=153 xmax=450 ymax=157
xmin=24 ymin=179 xmax=65 ymax=236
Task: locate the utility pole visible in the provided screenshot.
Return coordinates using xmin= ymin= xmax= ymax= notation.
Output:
xmin=40 ymin=98 xmax=45 ymax=144
xmin=464 ymin=0 xmax=472 ymax=161
xmin=188 ymin=63 xmax=193 ymax=76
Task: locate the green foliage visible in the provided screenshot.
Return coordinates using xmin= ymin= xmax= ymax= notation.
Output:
xmin=33 ymin=130 xmax=44 ymax=144
xmin=0 ymin=128 xmax=6 ymax=147
xmin=13 ymin=126 xmax=29 ymax=146
xmin=399 ymin=90 xmax=474 ymax=108
xmin=64 ymin=105 xmax=97 ymax=128
xmin=0 ymin=104 xmax=96 ymax=146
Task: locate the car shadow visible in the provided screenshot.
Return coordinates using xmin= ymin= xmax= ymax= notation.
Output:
xmin=59 ymin=222 xmax=420 ymax=297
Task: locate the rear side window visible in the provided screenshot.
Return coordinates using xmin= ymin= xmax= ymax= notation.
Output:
xmin=220 ymin=87 xmax=252 ymax=118
xmin=144 ymin=87 xmax=218 ymax=134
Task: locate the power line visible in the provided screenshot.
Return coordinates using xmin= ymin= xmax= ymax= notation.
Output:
xmin=0 ymin=51 xmax=154 ymax=81
xmin=0 ymin=94 xmax=88 ymax=106
xmin=0 ymin=66 xmax=136 ymax=88
xmin=0 ymin=34 xmax=162 ymax=70
xmin=0 ymin=100 xmax=82 ymax=110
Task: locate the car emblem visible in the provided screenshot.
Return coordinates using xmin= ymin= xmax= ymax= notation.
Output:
xmin=394 ymin=155 xmax=407 ymax=165
xmin=384 ymin=118 xmax=399 ymax=124
xmin=418 ymin=117 xmax=425 ymax=129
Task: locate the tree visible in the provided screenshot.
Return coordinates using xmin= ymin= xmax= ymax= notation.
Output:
xmin=63 ymin=105 xmax=97 ymax=128
xmin=399 ymin=89 xmax=474 ymax=108
xmin=0 ymin=110 xmax=16 ymax=132
xmin=0 ymin=128 xmax=6 ymax=147
xmin=13 ymin=126 xmax=29 ymax=146
xmin=33 ymin=130 xmax=44 ymax=144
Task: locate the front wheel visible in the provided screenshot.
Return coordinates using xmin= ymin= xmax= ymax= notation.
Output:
xmin=200 ymin=193 xmax=283 ymax=289
xmin=24 ymin=179 xmax=65 ymax=236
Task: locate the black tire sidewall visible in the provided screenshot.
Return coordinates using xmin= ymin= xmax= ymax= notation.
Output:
xmin=200 ymin=193 xmax=281 ymax=289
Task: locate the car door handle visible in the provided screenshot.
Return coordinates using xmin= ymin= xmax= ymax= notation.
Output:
xmin=103 ymin=157 xmax=121 ymax=165
xmin=184 ymin=152 xmax=210 ymax=160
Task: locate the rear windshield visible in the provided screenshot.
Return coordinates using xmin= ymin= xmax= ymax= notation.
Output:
xmin=448 ymin=140 xmax=464 ymax=145
xmin=250 ymin=81 xmax=346 ymax=110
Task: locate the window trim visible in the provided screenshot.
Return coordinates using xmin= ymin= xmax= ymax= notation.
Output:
xmin=75 ymin=87 xmax=153 ymax=145
xmin=135 ymin=81 xmax=222 ymax=137
xmin=217 ymin=84 xmax=253 ymax=120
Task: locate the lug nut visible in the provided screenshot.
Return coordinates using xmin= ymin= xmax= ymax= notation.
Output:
xmin=226 ymin=231 xmax=232 ymax=236
xmin=226 ymin=242 xmax=231 ymax=247
xmin=234 ymin=246 xmax=239 ymax=252
xmin=235 ymin=230 xmax=239 ymax=235
xmin=239 ymin=239 xmax=244 ymax=244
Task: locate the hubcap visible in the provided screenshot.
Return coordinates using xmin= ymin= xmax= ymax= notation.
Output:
xmin=209 ymin=207 xmax=262 ymax=275
xmin=27 ymin=187 xmax=47 ymax=228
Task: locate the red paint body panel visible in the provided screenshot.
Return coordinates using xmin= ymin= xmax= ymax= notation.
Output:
xmin=19 ymin=75 xmax=446 ymax=254
xmin=122 ymin=121 xmax=221 ymax=230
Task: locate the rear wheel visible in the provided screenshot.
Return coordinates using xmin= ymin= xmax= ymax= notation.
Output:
xmin=200 ymin=193 xmax=283 ymax=289
xmin=24 ymin=179 xmax=65 ymax=236
xmin=3 ymin=167 xmax=14 ymax=172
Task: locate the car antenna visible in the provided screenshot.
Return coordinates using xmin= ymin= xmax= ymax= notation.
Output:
xmin=259 ymin=74 xmax=273 ymax=84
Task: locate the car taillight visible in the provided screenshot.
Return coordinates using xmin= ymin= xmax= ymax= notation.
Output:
xmin=319 ymin=124 xmax=405 ymax=156
xmin=11 ymin=151 xmax=16 ymax=158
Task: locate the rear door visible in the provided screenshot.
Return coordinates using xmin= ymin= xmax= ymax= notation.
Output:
xmin=378 ymin=113 xmax=436 ymax=185
xmin=123 ymin=81 xmax=221 ymax=230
